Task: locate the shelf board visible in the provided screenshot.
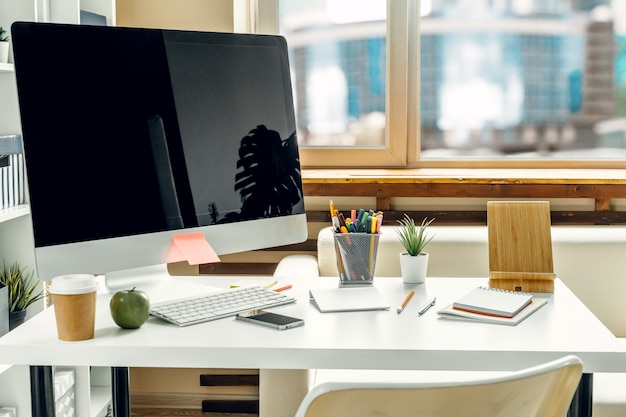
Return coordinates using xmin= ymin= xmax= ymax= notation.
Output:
xmin=0 ymin=204 xmax=30 ymax=223
xmin=0 ymin=63 xmax=14 ymax=73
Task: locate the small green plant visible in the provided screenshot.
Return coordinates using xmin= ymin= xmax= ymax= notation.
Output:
xmin=0 ymin=27 xmax=9 ymax=42
xmin=396 ymin=214 xmax=435 ymax=256
xmin=0 ymin=261 xmax=44 ymax=312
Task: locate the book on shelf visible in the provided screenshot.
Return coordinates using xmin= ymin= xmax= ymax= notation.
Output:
xmin=437 ymin=286 xmax=549 ymax=326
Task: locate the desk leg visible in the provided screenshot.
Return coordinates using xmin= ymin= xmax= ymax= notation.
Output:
xmin=568 ymin=373 xmax=593 ymax=417
xmin=30 ymin=366 xmax=55 ymax=417
xmin=111 ymin=367 xmax=131 ymax=417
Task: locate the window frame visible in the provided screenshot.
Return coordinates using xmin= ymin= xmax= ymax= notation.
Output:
xmin=255 ymin=0 xmax=416 ymax=168
xmin=254 ymin=0 xmax=626 ymax=170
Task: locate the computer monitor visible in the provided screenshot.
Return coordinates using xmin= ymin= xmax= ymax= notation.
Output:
xmin=11 ymin=22 xmax=307 ymax=282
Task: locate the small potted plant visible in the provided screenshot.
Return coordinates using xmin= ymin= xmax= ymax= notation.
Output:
xmin=0 ymin=261 xmax=44 ymax=330
xmin=396 ymin=214 xmax=435 ymax=284
xmin=0 ymin=27 xmax=9 ymax=64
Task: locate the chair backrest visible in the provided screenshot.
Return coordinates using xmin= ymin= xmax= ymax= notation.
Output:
xmin=295 ymin=355 xmax=583 ymax=417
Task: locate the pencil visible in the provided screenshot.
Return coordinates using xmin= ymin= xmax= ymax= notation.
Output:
xmin=397 ymin=290 xmax=415 ymax=314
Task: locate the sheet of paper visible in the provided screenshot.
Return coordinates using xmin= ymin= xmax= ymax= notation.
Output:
xmin=310 ymin=286 xmax=390 ymax=313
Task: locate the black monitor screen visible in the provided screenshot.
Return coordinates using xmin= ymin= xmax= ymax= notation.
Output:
xmin=11 ymin=22 xmax=304 ymax=249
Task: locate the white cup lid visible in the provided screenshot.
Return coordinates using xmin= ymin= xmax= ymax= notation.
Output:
xmin=49 ymin=274 xmax=98 ymax=295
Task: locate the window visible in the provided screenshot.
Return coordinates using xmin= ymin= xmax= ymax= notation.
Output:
xmin=420 ymin=1 xmax=626 ymax=165
xmin=258 ymin=0 xmax=416 ymax=167
xmin=257 ymin=0 xmax=626 ymax=168
xmin=279 ymin=1 xmax=387 ymax=147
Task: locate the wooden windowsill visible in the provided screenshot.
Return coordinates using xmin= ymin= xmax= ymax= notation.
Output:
xmin=301 ymin=168 xmax=626 ymax=225
xmin=302 ymin=168 xmax=626 ymax=184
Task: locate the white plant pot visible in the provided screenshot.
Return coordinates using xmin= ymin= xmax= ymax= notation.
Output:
xmin=399 ymin=252 xmax=429 ymax=284
xmin=0 ymin=42 xmax=8 ymax=64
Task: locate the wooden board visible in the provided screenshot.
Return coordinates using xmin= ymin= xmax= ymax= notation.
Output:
xmin=489 ymin=272 xmax=556 ymax=293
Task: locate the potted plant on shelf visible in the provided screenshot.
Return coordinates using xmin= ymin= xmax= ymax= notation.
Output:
xmin=0 ymin=27 xmax=9 ymax=64
xmin=396 ymin=214 xmax=435 ymax=284
xmin=0 ymin=261 xmax=44 ymax=330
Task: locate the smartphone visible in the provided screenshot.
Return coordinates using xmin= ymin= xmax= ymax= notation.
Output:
xmin=236 ymin=310 xmax=304 ymax=330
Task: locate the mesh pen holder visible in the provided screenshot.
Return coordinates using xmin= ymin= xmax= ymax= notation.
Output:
xmin=334 ymin=233 xmax=381 ymax=287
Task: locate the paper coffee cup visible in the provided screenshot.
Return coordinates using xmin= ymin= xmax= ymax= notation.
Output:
xmin=49 ymin=274 xmax=98 ymax=341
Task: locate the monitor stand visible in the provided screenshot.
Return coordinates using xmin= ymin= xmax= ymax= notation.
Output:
xmin=104 ymin=264 xmax=171 ymax=294
xmin=104 ymin=263 xmax=220 ymax=304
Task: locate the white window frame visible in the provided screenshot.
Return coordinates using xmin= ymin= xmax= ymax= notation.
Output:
xmin=252 ymin=0 xmax=626 ymax=170
xmin=253 ymin=0 xmax=418 ymax=168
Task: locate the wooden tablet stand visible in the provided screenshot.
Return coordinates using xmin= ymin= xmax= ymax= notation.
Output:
xmin=487 ymin=201 xmax=556 ymax=293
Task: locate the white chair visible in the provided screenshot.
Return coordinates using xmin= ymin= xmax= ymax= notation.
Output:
xmin=295 ymin=355 xmax=583 ymax=417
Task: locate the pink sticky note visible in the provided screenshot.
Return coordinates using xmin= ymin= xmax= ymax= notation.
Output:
xmin=164 ymin=232 xmax=221 ymax=265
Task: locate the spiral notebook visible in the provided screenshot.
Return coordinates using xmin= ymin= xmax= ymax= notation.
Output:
xmin=453 ymin=286 xmax=533 ymax=318
xmin=437 ymin=286 xmax=548 ymax=326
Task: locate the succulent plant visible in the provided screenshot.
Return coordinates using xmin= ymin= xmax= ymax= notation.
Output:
xmin=396 ymin=214 xmax=435 ymax=256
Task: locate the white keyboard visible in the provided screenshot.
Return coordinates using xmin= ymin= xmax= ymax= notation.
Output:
xmin=150 ymin=286 xmax=296 ymax=326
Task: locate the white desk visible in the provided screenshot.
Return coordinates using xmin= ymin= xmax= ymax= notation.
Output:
xmin=0 ymin=276 xmax=624 ymax=417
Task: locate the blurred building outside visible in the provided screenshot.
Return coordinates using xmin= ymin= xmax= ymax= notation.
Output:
xmin=279 ymin=0 xmax=626 ymax=159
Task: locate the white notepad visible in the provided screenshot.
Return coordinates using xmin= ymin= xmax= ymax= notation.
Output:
xmin=452 ymin=286 xmax=533 ymax=318
xmin=309 ymin=287 xmax=390 ymax=313
xmin=438 ymin=297 xmax=548 ymax=326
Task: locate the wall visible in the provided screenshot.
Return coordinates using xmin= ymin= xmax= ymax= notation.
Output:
xmin=116 ymin=0 xmax=233 ymax=31
xmin=219 ymin=194 xmax=626 ymax=266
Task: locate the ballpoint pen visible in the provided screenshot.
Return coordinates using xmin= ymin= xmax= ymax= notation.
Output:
xmin=397 ymin=290 xmax=415 ymax=314
xmin=418 ymin=297 xmax=436 ymax=316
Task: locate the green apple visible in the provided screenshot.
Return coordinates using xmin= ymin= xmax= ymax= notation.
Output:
xmin=110 ymin=287 xmax=150 ymax=329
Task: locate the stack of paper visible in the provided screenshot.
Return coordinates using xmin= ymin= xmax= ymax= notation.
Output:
xmin=310 ymin=287 xmax=390 ymax=313
xmin=437 ymin=286 xmax=548 ymax=325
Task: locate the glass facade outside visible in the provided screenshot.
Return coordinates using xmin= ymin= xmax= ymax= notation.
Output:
xmin=280 ymin=0 xmax=387 ymax=147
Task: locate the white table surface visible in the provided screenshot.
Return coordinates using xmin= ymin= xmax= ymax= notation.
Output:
xmin=0 ymin=275 xmax=624 ymax=374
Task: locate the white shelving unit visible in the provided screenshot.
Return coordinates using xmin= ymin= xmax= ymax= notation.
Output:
xmin=0 ymin=206 xmax=35 ymax=285
xmin=0 ymin=365 xmax=112 ymax=417
xmin=0 ymin=1 xmax=115 ymax=416
xmin=89 ymin=368 xmax=113 ymax=417
xmin=0 ymin=204 xmax=29 ymax=223
xmin=51 ymin=0 xmax=116 ymax=26
xmin=73 ymin=367 xmax=112 ymax=417
xmin=0 ymin=365 xmax=31 ymax=414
